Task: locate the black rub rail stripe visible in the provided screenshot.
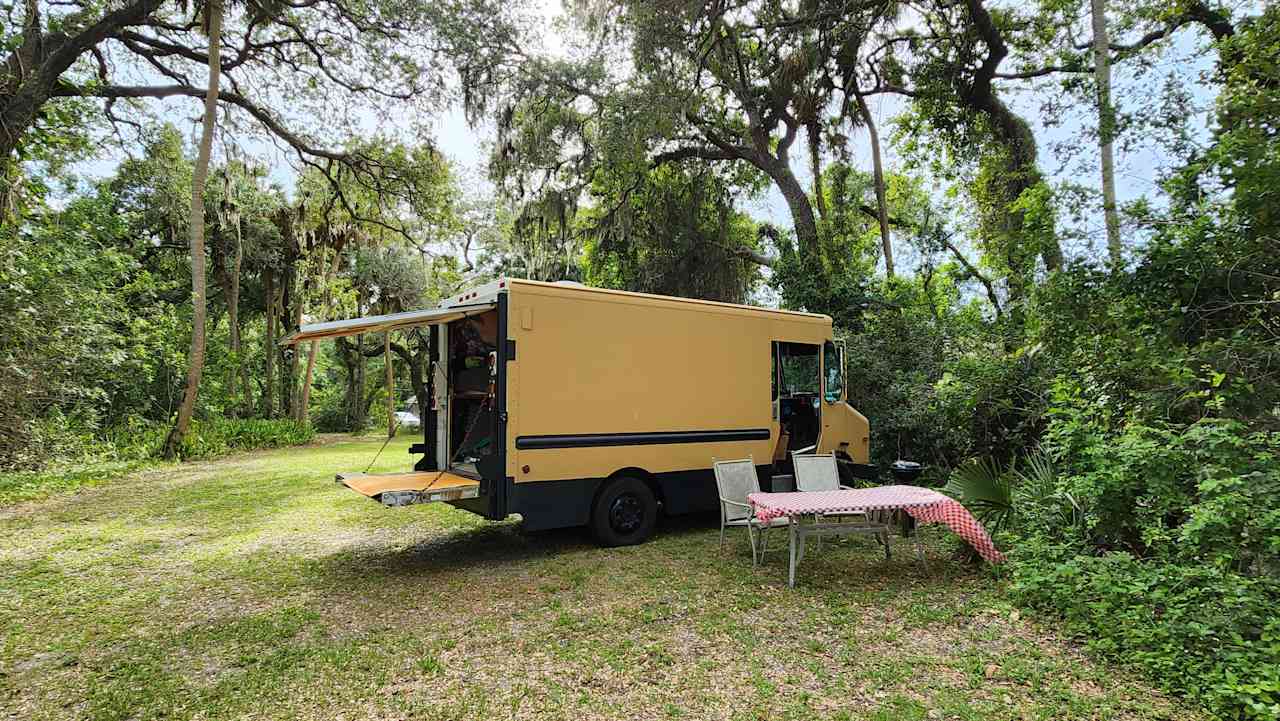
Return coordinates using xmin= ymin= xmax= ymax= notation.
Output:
xmin=515 ymin=429 xmax=771 ymax=450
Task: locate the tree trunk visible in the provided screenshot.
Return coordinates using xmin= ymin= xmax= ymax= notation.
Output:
xmin=353 ymin=338 xmax=367 ymax=429
xmin=238 ymin=318 xmax=250 ymax=415
xmin=227 ymin=212 xmax=244 ymax=415
xmin=277 ymin=247 xmax=301 ymax=418
xmin=337 ymin=338 xmax=361 ymax=431
xmin=296 ymin=244 xmax=345 ymax=424
xmin=384 ymin=331 xmax=395 ymax=438
xmin=855 ymin=93 xmax=895 ymax=279
xmin=769 ymin=159 xmax=822 ymax=271
xmin=960 ymin=0 xmax=1063 ymax=275
xmin=162 ymin=0 xmax=223 ymax=460
xmin=353 ymin=286 xmax=368 ymax=429
xmin=295 ymin=263 xmax=317 ymax=423
xmin=277 ymin=287 xmax=291 ymax=417
xmin=289 ymin=285 xmax=303 ymax=420
xmin=337 ymin=285 xmax=369 ymax=431
xmin=298 ymin=341 xmax=319 ymax=423
xmin=807 ymin=121 xmax=826 ymax=221
xmin=1091 ymin=0 xmax=1122 ymax=266
xmin=277 ymin=275 xmax=289 ymax=417
xmin=263 ymin=267 xmax=276 ymax=417
xmin=209 ymin=226 xmax=233 ymax=413
xmin=389 ymin=340 xmax=429 ymax=432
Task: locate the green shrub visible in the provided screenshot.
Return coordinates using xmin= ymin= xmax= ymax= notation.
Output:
xmin=178 ymin=418 xmax=316 ymax=460
xmin=31 ymin=414 xmax=316 ymax=464
xmin=1044 ymin=399 xmax=1280 ymax=570
xmin=1003 ymin=402 xmax=1280 ymax=719
xmin=0 ymin=412 xmax=159 ymax=503
xmin=1010 ymin=546 xmax=1280 ymax=720
xmin=944 ymin=456 xmax=1013 ymax=533
xmin=0 ymin=416 xmax=316 ymax=505
xmin=99 ymin=416 xmax=170 ymax=462
xmin=840 ymin=279 xmax=1049 ymax=474
xmin=310 ymin=402 xmax=356 ymax=433
xmin=7 ymin=411 xmax=162 ymax=470
xmin=943 ymin=450 xmax=1071 ymax=540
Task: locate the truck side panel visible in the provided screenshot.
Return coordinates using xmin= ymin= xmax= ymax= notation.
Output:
xmin=508 ymin=285 xmax=832 ymax=484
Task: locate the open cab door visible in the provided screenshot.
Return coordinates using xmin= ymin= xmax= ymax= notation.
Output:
xmin=282 ymin=302 xmax=496 ymax=508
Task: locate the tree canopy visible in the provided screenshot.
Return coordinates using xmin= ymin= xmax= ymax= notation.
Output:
xmin=1 ymin=0 xmax=527 ymax=223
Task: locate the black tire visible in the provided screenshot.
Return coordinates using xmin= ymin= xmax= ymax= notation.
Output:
xmin=589 ymin=476 xmax=658 ymax=547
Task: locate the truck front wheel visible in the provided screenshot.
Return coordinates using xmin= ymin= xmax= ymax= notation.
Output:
xmin=590 ymin=476 xmax=657 ymax=547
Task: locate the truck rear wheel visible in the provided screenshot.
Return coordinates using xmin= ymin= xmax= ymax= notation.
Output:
xmin=590 ymin=476 xmax=657 ymax=547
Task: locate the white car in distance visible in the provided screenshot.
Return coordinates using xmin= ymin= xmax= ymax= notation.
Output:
xmin=394 ymin=411 xmax=421 ymax=429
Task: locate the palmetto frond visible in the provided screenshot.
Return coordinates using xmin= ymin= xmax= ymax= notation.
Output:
xmin=944 ymin=456 xmax=1013 ymax=533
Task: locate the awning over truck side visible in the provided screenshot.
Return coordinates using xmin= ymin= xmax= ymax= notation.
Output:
xmin=279 ymin=303 xmax=495 ymax=345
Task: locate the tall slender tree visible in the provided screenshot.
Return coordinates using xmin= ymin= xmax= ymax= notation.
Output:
xmin=162 ymin=0 xmax=223 ymax=459
xmin=854 ymin=92 xmax=894 ymax=278
xmin=1090 ymin=0 xmax=1122 ymax=265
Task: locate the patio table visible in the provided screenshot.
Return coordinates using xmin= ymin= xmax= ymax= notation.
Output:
xmin=748 ymin=485 xmax=1006 ymax=587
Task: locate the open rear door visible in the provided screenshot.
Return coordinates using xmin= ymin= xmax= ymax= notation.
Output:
xmin=282 ymin=302 xmax=495 ymax=507
xmin=336 ymin=471 xmax=480 ymax=507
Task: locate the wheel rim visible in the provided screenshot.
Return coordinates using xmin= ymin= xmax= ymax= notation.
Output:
xmin=609 ymin=493 xmax=644 ymax=534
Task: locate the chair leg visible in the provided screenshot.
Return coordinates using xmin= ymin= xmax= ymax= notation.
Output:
xmin=719 ymin=520 xmax=725 ymax=551
xmin=882 ymin=530 xmax=892 ymax=561
xmin=914 ymin=527 xmax=928 ymax=572
xmin=788 ymin=520 xmax=798 ymax=588
xmin=747 ymin=524 xmax=758 ymax=567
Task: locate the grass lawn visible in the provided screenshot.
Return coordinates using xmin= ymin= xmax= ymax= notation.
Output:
xmin=1 ymin=435 xmax=1195 ymax=721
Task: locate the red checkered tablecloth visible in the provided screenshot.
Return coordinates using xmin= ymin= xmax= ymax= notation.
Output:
xmin=748 ymin=485 xmax=1006 ymax=564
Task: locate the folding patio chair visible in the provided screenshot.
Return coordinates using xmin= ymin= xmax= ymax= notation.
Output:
xmin=791 ymin=451 xmax=852 ymax=493
xmin=791 ymin=451 xmax=892 ymax=557
xmin=713 ymin=456 xmax=788 ymax=566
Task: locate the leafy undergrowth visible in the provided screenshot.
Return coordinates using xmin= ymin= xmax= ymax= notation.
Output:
xmin=1009 ymin=548 xmax=1280 ymax=719
xmin=0 ymin=437 xmax=1198 ymax=720
xmin=0 ymin=421 xmax=327 ymax=506
xmin=0 ymin=458 xmax=154 ymax=506
xmin=176 ymin=417 xmax=318 ymax=461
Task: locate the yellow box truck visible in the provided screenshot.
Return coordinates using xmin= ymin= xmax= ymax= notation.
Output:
xmin=283 ymin=278 xmax=870 ymax=545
